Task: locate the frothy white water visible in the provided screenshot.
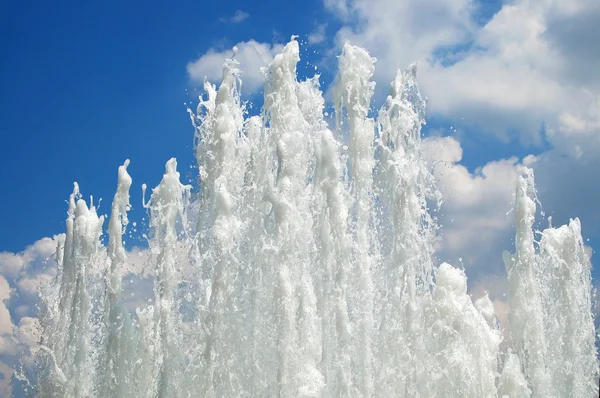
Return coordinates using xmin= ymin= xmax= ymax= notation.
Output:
xmin=35 ymin=38 xmax=598 ymax=397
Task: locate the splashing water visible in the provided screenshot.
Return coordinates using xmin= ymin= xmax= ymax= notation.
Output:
xmin=33 ymin=39 xmax=598 ymax=397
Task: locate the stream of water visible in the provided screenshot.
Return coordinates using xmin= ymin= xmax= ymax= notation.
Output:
xmin=34 ymin=39 xmax=598 ymax=397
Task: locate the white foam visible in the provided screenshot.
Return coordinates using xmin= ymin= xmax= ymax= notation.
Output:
xmin=36 ymin=39 xmax=599 ymax=398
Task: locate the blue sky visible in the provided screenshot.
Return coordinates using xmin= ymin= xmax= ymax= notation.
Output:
xmin=1 ymin=0 xmax=600 ymax=394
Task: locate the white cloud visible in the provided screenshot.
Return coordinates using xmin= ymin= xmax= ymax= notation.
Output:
xmin=329 ymin=0 xmax=474 ymax=81
xmin=420 ymin=0 xmax=569 ymax=143
xmin=0 ymin=275 xmax=14 ymax=336
xmin=326 ymin=0 xmax=600 ymax=149
xmin=0 ymin=237 xmax=61 ymax=394
xmin=0 ymin=253 xmax=26 ymax=282
xmin=422 ymin=136 xmax=520 ymax=274
xmin=219 ymin=10 xmax=249 ymax=24
xmin=0 ymin=237 xmax=58 ymax=333
xmin=187 ymin=40 xmax=284 ymax=93
xmin=0 ymin=238 xmax=58 ymax=334
xmin=0 ymin=237 xmax=57 ymax=282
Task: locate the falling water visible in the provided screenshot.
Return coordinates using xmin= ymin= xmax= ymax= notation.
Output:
xmin=34 ymin=39 xmax=598 ymax=397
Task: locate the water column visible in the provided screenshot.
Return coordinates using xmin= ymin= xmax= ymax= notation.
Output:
xmin=101 ymin=160 xmax=139 ymax=397
xmin=194 ymin=52 xmax=250 ymax=396
xmin=242 ymin=115 xmax=280 ymax=397
xmin=333 ymin=42 xmax=377 ymax=398
xmin=374 ymin=64 xmax=439 ymax=395
xmin=298 ymin=73 xmax=353 ymax=396
xmin=146 ymin=159 xmax=191 ymax=397
xmin=497 ymin=350 xmax=530 ymax=397
xmin=538 ymin=218 xmax=598 ymax=396
xmin=263 ymin=38 xmax=323 ymax=397
xmin=425 ymin=264 xmax=500 ymax=396
xmin=33 ymin=38 xmax=600 ymax=398
xmin=39 ymin=185 xmax=81 ymax=396
xmin=59 ymin=186 xmax=104 ymax=397
xmin=503 ymin=168 xmax=550 ymax=396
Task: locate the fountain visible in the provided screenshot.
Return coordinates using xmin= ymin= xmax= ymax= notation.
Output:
xmin=33 ymin=38 xmax=598 ymax=397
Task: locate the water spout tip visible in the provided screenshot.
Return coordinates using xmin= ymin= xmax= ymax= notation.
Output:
xmin=165 ymin=158 xmax=178 ymax=173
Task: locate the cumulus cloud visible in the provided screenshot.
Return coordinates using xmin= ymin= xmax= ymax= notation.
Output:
xmin=422 ymin=136 xmax=520 ymax=276
xmin=0 ymin=276 xmax=14 ymax=337
xmin=187 ymin=40 xmax=284 ymax=93
xmin=327 ymin=0 xmax=474 ymax=82
xmin=420 ymin=0 xmax=590 ymax=144
xmin=326 ymin=0 xmax=600 ymax=147
xmin=0 ymin=238 xmax=56 ymax=282
xmin=0 ymin=237 xmax=62 ymax=396
xmin=0 ymin=237 xmax=58 ymax=329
